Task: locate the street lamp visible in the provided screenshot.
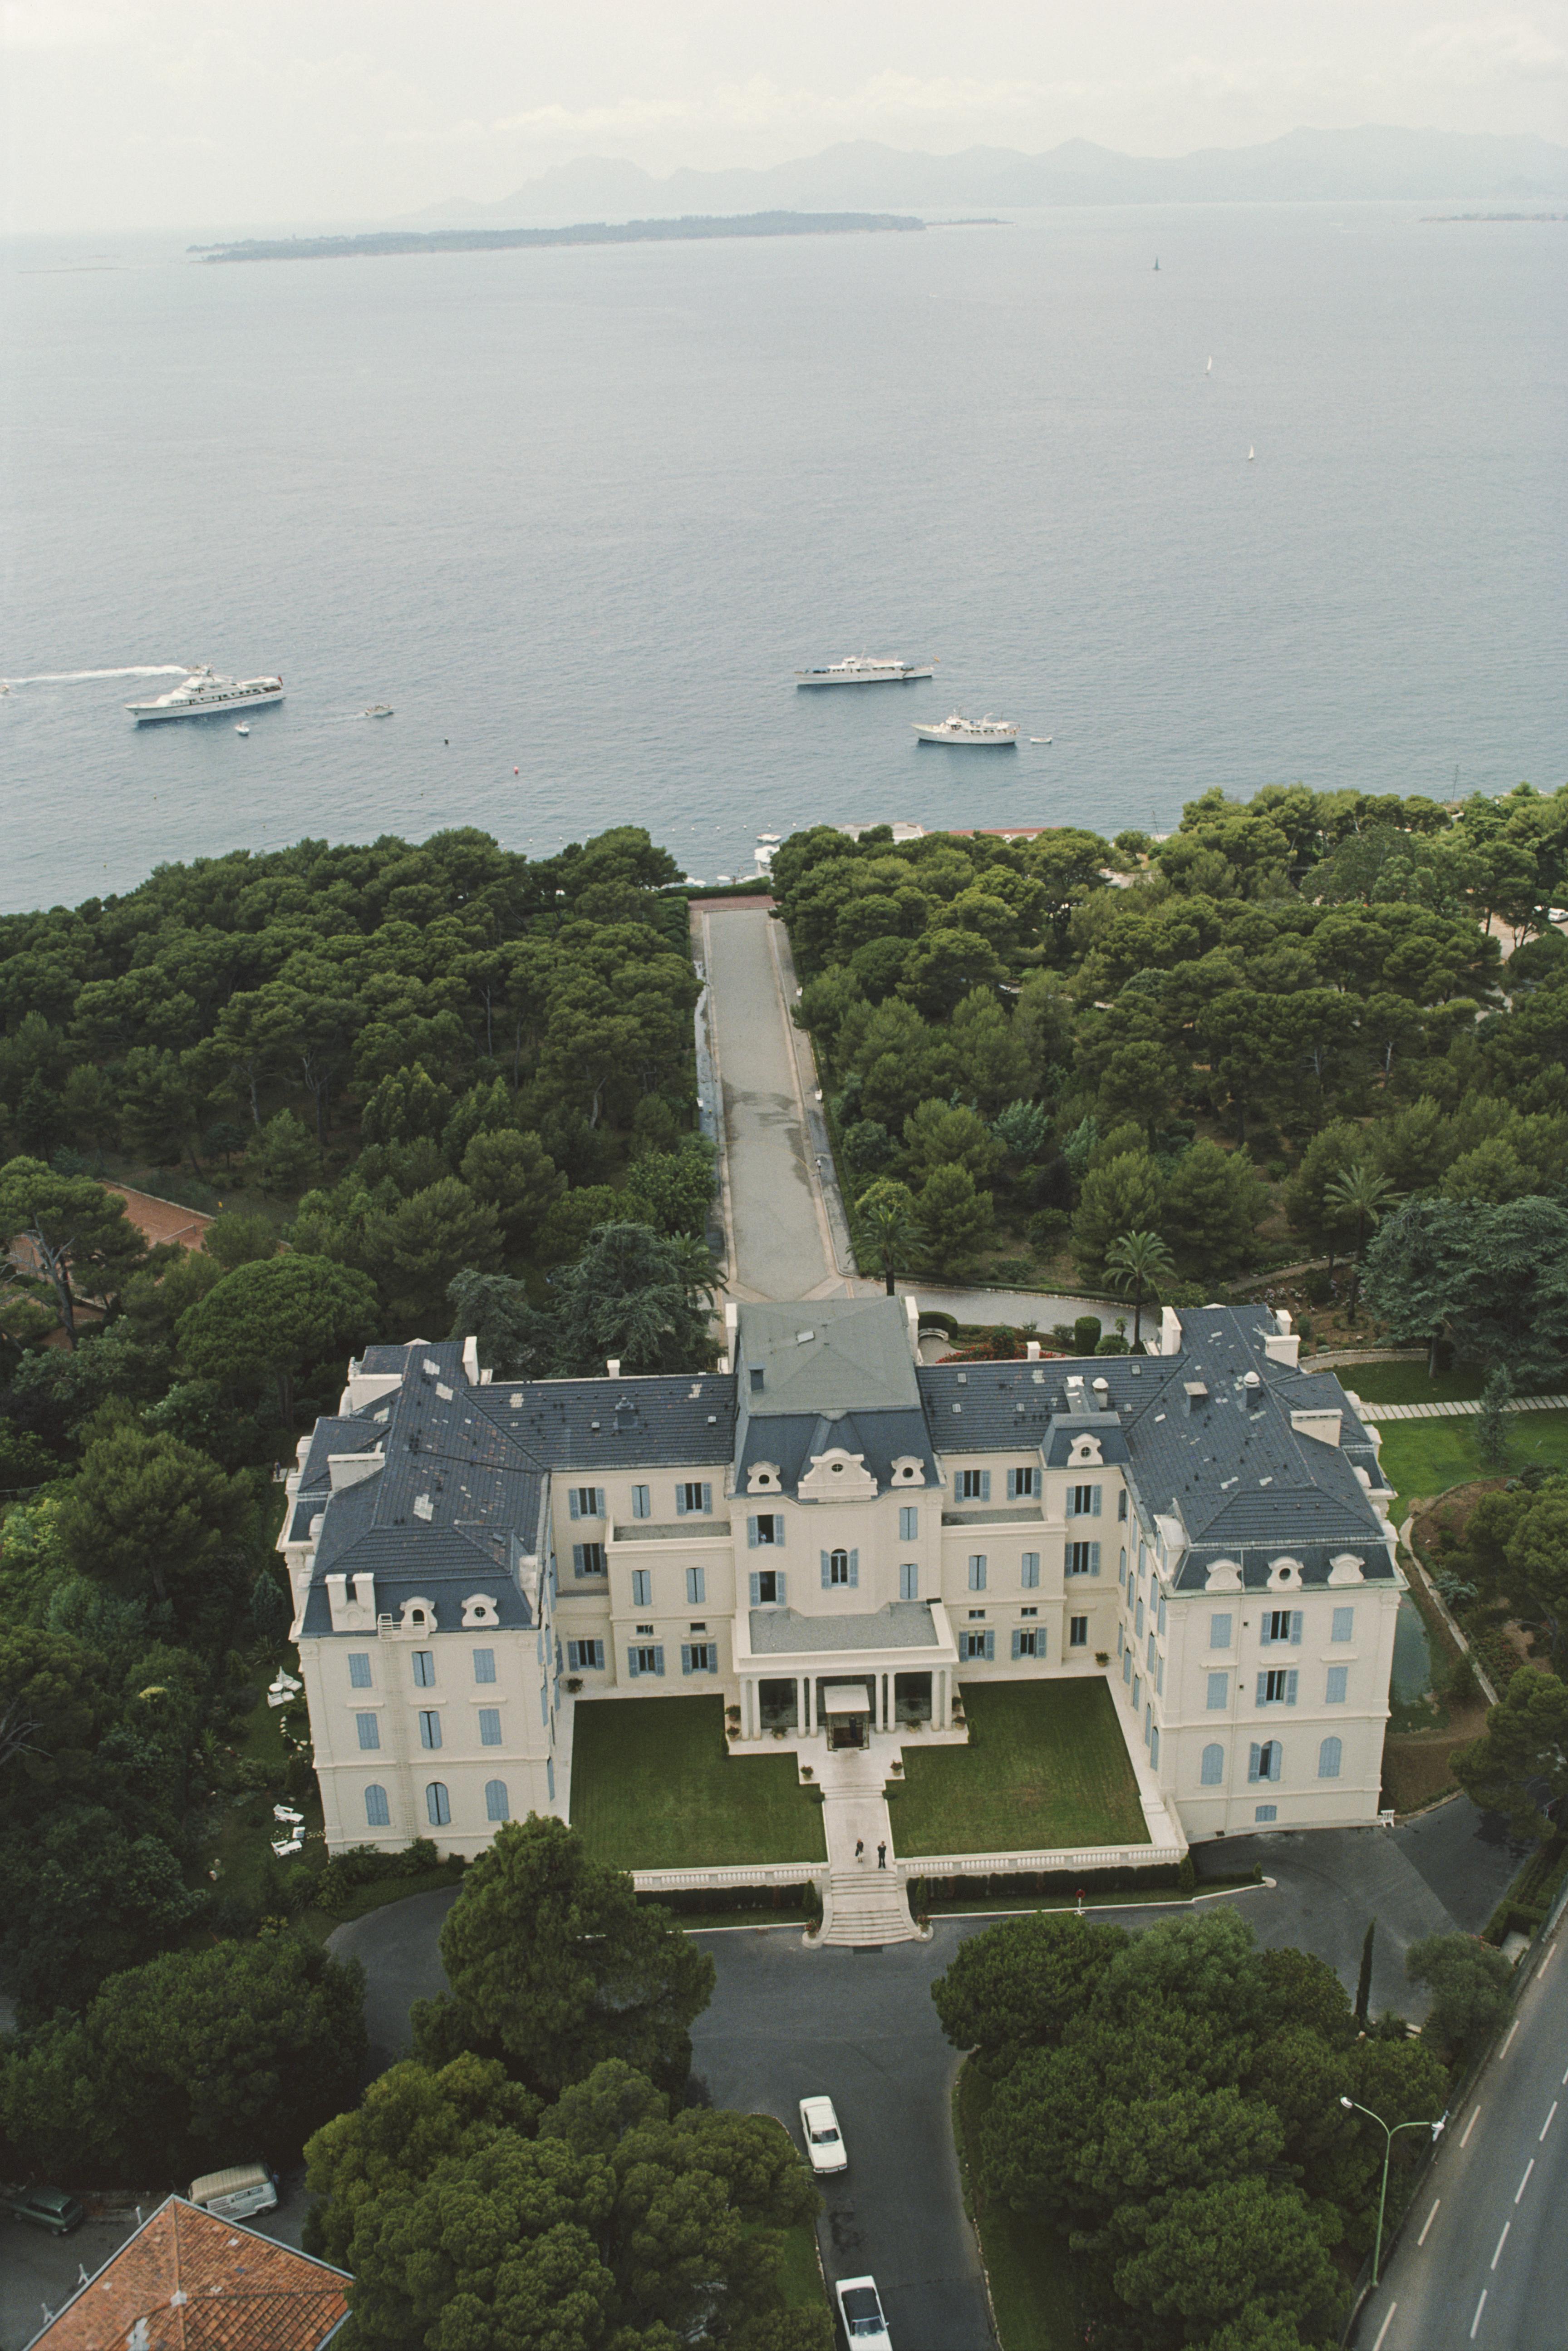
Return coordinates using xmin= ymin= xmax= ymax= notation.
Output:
xmin=1340 ymin=2096 xmax=1447 ymax=2287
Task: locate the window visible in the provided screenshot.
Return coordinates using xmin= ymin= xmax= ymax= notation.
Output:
xmin=1069 ymin=1615 xmax=1089 ymax=1648
xmin=1122 ymin=1649 xmax=1132 ymax=1683
xmin=364 ymin=1784 xmax=390 ymax=1827
xmin=960 ymin=1630 xmax=995 ymax=1661
xmin=1066 ymin=1541 xmax=1101 ymax=1577
xmin=567 ymin=1640 xmax=605 ymax=1671
xmin=472 ymin=1648 xmax=496 ymax=1685
xmin=631 ymin=1569 xmax=651 ymax=1608
xmin=899 ymin=1562 xmax=919 ymax=1600
xmin=682 ymin=1642 xmax=718 ymax=1674
xmin=1206 ymin=1671 xmax=1229 ymax=1710
xmin=1332 ymin=1607 xmax=1356 ymax=1644
xmin=348 ymin=1653 xmax=372 ymax=1689
xmin=968 ymin=1555 xmax=988 ymax=1591
xmin=1117 ymin=1490 xmax=1128 ymax=1522
xmin=546 ymin=1757 xmax=555 ymax=1802
xmin=1007 ymin=1465 xmax=1039 ymax=1499
xmin=1200 ymin=1743 xmax=1224 ymax=1786
xmin=1150 ymin=1725 xmax=1160 ymax=1768
xmin=1012 ymin=1627 xmax=1042 ymax=1658
xmin=355 ymin=1713 xmax=380 ymax=1751
xmin=1248 ymin=1740 xmax=1283 ymax=1784
xmin=748 ymin=1513 xmax=784 ymax=1547
xmin=569 ymin=1486 xmax=605 ymax=1520
xmin=418 ymin=1710 xmax=442 ymax=1750
xmin=957 ymin=1468 xmax=991 ymax=1501
xmin=1147 ymin=1633 xmax=1157 ymax=1673
xmin=1157 ymin=1595 xmax=1168 ymax=1636
xmin=676 ymin=1482 xmax=713 ymax=1516
xmin=1021 ymin=1552 xmax=1040 ymax=1589
xmin=1257 ymin=1670 xmax=1298 ymax=1706
xmin=1116 ymin=1624 xmax=1124 ymax=1656
xmin=628 ymin=1644 xmax=664 ymax=1677
xmin=750 ymin=1365 xmax=765 ymax=1392
xmin=1021 ymin=1605 xmax=1038 ymax=1618
xmin=750 ymin=1569 xmax=786 ymax=1606
xmin=968 ymin=1608 xmax=987 ymax=1621
xmin=632 ymin=1485 xmax=651 ymax=1519
xmin=1318 ymin=1736 xmax=1343 ymax=1779
xmin=1156 ymin=1656 xmax=1165 ymax=1695
xmin=1144 ymin=1705 xmax=1152 ymax=1747
xmin=478 ymin=1708 xmax=502 ymax=1745
xmin=1326 ymin=1666 xmax=1349 ymax=1705
xmin=1263 ymin=1609 xmax=1303 ymax=1647
xmin=1135 ymin=1597 xmax=1145 ymax=1636
xmin=1132 ymin=1674 xmax=1141 ymax=1710
xmin=686 ymin=1566 xmax=706 ymax=1606
xmin=412 ymin=1650 xmax=435 ymax=1688
xmin=572 ymin=1543 xmax=607 ymax=1576
xmin=1067 ymin=1484 xmax=1102 ymax=1518
xmin=636 ymin=1623 xmax=654 ymax=1634
xmin=1209 ymin=1612 xmax=1233 ymax=1651
xmin=1255 ymin=1804 xmax=1278 ymax=1822
xmin=1118 ymin=1550 xmax=1127 ymax=1588
xmin=426 ymin=1782 xmax=451 ymax=1828
xmin=822 ymin=1548 xmax=858 ymax=1589
xmin=899 ymin=1505 xmax=919 ymax=1541
xmin=485 ymin=1779 xmax=510 ymax=1821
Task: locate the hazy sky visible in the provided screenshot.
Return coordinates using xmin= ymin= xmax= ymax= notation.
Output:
xmin=4 ymin=0 xmax=1567 ymax=234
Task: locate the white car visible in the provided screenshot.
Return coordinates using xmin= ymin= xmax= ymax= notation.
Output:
xmin=835 ymin=2274 xmax=892 ymax=2348
xmin=799 ymin=2094 xmax=847 ymax=2175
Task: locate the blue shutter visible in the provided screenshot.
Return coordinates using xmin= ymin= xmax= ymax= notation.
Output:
xmin=1089 ymin=1542 xmax=1101 ymax=1575
xmin=1006 ymin=1469 xmax=1019 ymax=1500
xmin=775 ymin=1571 xmax=786 ymax=1606
xmin=747 ymin=1516 xmax=759 ymax=1548
xmin=675 ymin=1487 xmax=687 ymax=1516
xmin=1248 ymin=1742 xmax=1262 ymax=1783
xmin=687 ymin=1567 xmax=706 ymax=1605
xmin=702 ymin=1483 xmax=713 ymax=1514
xmin=1118 ymin=1490 xmax=1128 ymax=1521
xmin=479 ymin=1709 xmax=501 ymax=1745
xmin=633 ymin=1485 xmax=650 ymax=1519
xmin=1318 ymin=1736 xmax=1343 ymax=1780
xmin=1326 ymin=1666 xmax=1348 ymax=1704
xmin=983 ymin=1631 xmax=995 ymax=1660
xmin=628 ymin=1648 xmax=642 ymax=1679
xmin=848 ymin=1549 xmax=859 ymax=1588
xmin=681 ymin=1644 xmax=694 ymax=1674
xmin=569 ymin=1489 xmax=581 ymax=1520
xmin=485 ymin=1779 xmax=510 ymax=1821
xmin=1211 ymin=1613 xmax=1232 ymax=1649
xmin=1332 ymin=1607 xmax=1355 ymax=1643
xmin=365 ymin=1784 xmax=390 ymax=1827
xmin=349 ymin=1653 xmax=372 ymax=1689
xmin=1256 ymin=1674 xmax=1268 ymax=1704
xmin=1207 ymin=1672 xmax=1228 ymax=1710
xmin=1200 ymin=1744 xmax=1224 ymax=1786
xmin=821 ymin=1550 xmax=831 ymax=1589
xmin=572 ymin=1543 xmax=585 ymax=1575
xmin=356 ymin=1713 xmax=379 ymax=1751
xmin=1285 ymin=1670 xmax=1298 ymax=1706
xmin=979 ymin=1471 xmax=992 ymax=1502
xmin=1158 ymin=1596 xmax=1167 ymax=1635
xmin=1021 ymin=1552 xmax=1039 ymax=1588
xmin=749 ymin=1572 xmax=762 ymax=1605
xmin=652 ymin=1646 xmax=665 ymax=1676
xmin=1091 ymin=1486 xmax=1102 ymax=1517
xmin=1011 ymin=1630 xmax=1024 ymax=1659
xmin=1289 ymin=1611 xmax=1303 ymax=1646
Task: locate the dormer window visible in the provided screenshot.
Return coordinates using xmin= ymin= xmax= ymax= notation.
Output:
xmin=399 ymin=1597 xmax=437 ymax=1631
xmin=891 ymin=1456 xmax=924 ymax=1486
xmin=462 ymin=1593 xmax=500 ymax=1628
xmin=747 ymin=1462 xmax=782 ymax=1495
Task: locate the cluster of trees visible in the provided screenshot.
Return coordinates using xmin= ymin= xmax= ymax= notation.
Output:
xmin=933 ymin=1906 xmax=1456 ymax=2350
xmin=772 ymin=782 xmax=1568 ymax=1305
xmin=302 ymin=1817 xmax=829 ymax=2351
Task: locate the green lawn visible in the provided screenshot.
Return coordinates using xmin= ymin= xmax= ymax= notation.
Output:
xmin=570 ymin=1696 xmax=827 ymax=1870
xmin=956 ymin=2062 xmax=1081 ymax=2351
xmin=1342 ymin=1361 xmax=1487 ymax=1404
xmin=895 ymin=1682 xmax=1148 ymax=1857
xmin=1375 ymin=1409 xmax=1568 ymax=1524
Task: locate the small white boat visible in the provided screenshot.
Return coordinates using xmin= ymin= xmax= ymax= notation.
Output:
xmin=1206 ymin=356 xmax=1213 ymax=373
xmin=913 ymin=711 xmax=1018 ymax=747
xmin=757 ymin=831 xmax=781 ymax=843
xmin=1029 ymin=736 xmax=1052 ymax=744
xmin=235 ymin=723 xmax=249 ymax=736
xmin=363 ymin=704 xmax=394 ymax=718
xmin=1247 ymin=446 xmax=1255 ymax=461
xmin=796 ymin=655 xmax=935 ymax=687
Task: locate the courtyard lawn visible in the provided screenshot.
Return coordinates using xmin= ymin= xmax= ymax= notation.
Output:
xmin=895 ymin=1681 xmax=1147 ymax=1857
xmin=1343 ymin=1361 xmax=1487 ymax=1404
xmin=570 ymin=1696 xmax=827 ymax=1871
xmin=1375 ymin=1409 xmax=1568 ymax=1524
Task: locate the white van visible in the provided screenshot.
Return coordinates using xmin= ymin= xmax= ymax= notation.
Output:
xmin=187 ymin=2164 xmax=277 ymax=2221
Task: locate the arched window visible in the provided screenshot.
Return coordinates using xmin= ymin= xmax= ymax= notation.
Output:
xmin=1317 ymin=1736 xmax=1343 ymax=1781
xmin=426 ymin=1782 xmax=451 ymax=1828
xmin=485 ymin=1779 xmax=510 ymax=1823
xmin=1248 ymin=1740 xmax=1282 ymax=1784
xmin=1200 ymin=1744 xmax=1224 ymax=1787
xmin=830 ymin=1549 xmax=850 ymax=1586
xmin=364 ymin=1784 xmax=390 ymax=1828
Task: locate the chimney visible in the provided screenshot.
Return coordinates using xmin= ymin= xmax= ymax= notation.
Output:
xmin=606 ymin=1358 xmax=621 ymax=1379
xmin=1065 ymin=1375 xmax=1086 ymax=1411
xmin=1026 ymin=1340 xmax=1041 ymax=1361
xmin=462 ymin=1333 xmax=480 ymax=1385
xmin=325 ymin=1572 xmax=376 ymax=1631
xmin=1159 ymin=1306 xmax=1182 ymax=1357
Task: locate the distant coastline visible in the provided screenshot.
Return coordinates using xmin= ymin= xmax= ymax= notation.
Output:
xmin=192 ymin=211 xmax=926 ymax=264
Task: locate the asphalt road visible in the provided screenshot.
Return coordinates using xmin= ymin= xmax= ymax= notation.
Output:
xmin=1355 ymin=1908 xmax=1568 ymax=2350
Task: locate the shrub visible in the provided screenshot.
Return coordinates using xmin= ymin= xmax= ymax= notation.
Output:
xmin=1303 ymin=1268 xmax=1332 ymax=1306
xmin=1072 ymin=1315 xmax=1102 ymax=1354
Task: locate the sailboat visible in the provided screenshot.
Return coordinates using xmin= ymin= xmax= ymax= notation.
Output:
xmin=1205 ymin=356 xmax=1213 ymax=374
xmin=1247 ymin=446 xmax=1255 ymax=461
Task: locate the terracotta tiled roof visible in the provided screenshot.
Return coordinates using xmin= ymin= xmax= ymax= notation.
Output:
xmin=27 ymin=2197 xmax=350 ymax=2351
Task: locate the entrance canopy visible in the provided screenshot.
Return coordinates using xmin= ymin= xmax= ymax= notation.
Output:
xmin=821 ymin=1683 xmax=871 ymax=1716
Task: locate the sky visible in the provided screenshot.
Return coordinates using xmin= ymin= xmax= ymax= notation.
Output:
xmin=3 ymin=0 xmax=1567 ymax=235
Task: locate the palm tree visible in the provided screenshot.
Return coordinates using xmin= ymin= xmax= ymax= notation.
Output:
xmin=1323 ymin=1164 xmax=1399 ymax=1318
xmin=857 ymin=1180 xmax=919 ymax=1296
xmin=1104 ymin=1228 xmax=1178 ymax=1348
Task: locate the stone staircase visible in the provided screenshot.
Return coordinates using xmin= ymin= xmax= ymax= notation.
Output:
xmin=821 ymin=1863 xmax=919 ymax=1947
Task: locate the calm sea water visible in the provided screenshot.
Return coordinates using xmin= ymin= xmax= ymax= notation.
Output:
xmin=1 ymin=205 xmax=1563 ymax=914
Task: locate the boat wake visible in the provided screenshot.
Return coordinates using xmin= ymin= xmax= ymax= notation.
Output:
xmin=1 ymin=664 xmax=190 ymax=688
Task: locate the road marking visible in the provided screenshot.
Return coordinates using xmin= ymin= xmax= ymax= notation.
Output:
xmin=1515 ymin=2158 xmax=1534 ymax=2203
xmin=1500 ymin=2019 xmax=1520 ymax=2056
xmin=1491 ymin=2221 xmax=1510 ymax=2270
xmin=1418 ymin=2199 xmax=1441 ymax=2245
xmin=1372 ymin=2306 xmax=1398 ymax=2351
xmin=1461 ymin=2105 xmax=1482 ymax=2147
xmin=1542 ymin=1937 xmax=1560 ymax=1971
xmin=1470 ymin=2288 xmax=1487 ymax=2338
xmin=1543 ymin=2102 xmax=1558 ymax=2142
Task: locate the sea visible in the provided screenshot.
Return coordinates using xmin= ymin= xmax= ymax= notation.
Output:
xmin=1 ymin=202 xmax=1563 ymax=916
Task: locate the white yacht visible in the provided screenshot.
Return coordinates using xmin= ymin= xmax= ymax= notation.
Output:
xmin=126 ymin=666 xmax=284 ymax=723
xmin=795 ymin=655 xmax=934 ymax=686
xmin=912 ymin=711 xmax=1018 ymax=746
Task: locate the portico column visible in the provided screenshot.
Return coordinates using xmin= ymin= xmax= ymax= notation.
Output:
xmin=796 ymin=1675 xmax=807 ymax=1735
xmin=880 ymin=1672 xmax=890 ymax=1732
xmin=936 ymin=1668 xmax=948 ymax=1730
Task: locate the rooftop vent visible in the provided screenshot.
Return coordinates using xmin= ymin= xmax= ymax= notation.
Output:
xmin=750 ymin=1367 xmax=765 ymax=1392
xmin=1092 ymin=1377 xmax=1110 ymax=1398
xmin=796 ymin=1329 xmax=815 ymax=1345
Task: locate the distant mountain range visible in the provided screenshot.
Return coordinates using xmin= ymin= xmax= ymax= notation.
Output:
xmin=402 ymin=126 xmax=1568 ymax=230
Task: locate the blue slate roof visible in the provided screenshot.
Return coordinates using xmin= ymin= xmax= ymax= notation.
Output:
xmin=736 ymin=1404 xmax=937 ymax=1498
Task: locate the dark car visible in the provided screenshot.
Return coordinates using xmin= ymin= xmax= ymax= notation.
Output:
xmin=3 ymin=2186 xmax=86 ymax=2236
